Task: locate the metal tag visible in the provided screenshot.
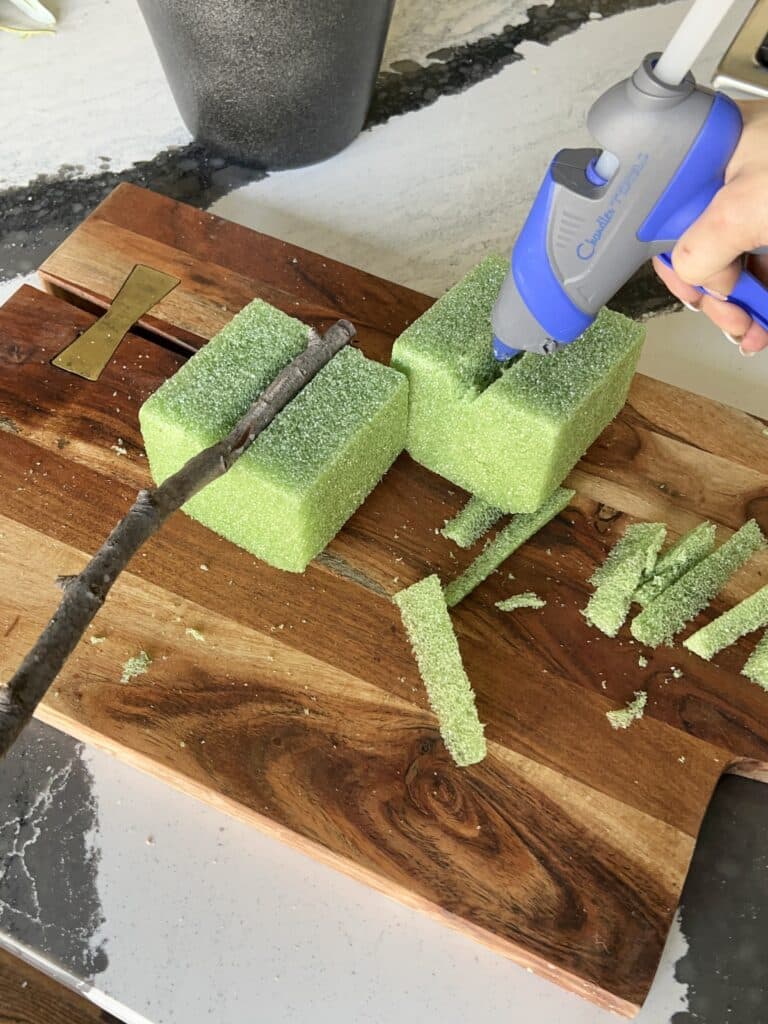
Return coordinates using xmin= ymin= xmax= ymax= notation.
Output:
xmin=52 ymin=264 xmax=180 ymax=380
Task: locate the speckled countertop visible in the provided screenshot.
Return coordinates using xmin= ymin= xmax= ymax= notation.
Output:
xmin=1 ymin=2 xmax=768 ymax=1022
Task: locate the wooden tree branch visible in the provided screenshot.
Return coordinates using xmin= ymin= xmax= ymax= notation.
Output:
xmin=0 ymin=319 xmax=356 ymax=759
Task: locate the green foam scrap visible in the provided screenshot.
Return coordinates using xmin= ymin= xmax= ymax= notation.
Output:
xmin=684 ymin=584 xmax=768 ymax=661
xmin=606 ymin=690 xmax=647 ymax=730
xmin=634 ymin=521 xmax=717 ymax=607
xmin=391 ymin=255 xmax=645 ymax=512
xmin=393 ymin=575 xmax=486 ymax=767
xmin=121 ymin=650 xmax=151 ymax=683
xmin=441 ymin=495 xmax=504 ymax=548
xmin=591 ymin=523 xmax=666 ymax=588
xmin=140 ymin=299 xmax=408 ymax=573
xmin=444 ymin=487 xmax=574 ymax=608
xmin=585 ymin=523 xmax=667 ymax=638
xmin=743 ymin=631 xmax=768 ymax=690
xmin=631 ymin=520 xmax=766 ymax=648
xmin=495 ymin=592 xmax=546 ymax=611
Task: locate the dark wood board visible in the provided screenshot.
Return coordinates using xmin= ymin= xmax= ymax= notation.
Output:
xmin=0 ymin=184 xmax=766 ymax=1015
xmin=0 ymin=943 xmax=119 ymax=1023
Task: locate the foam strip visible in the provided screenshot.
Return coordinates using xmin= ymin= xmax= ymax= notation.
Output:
xmin=585 ymin=523 xmax=667 ymax=637
xmin=684 ymin=585 xmax=768 ymax=660
xmin=394 ymin=575 xmax=486 ymax=766
xmin=441 ymin=495 xmax=504 ymax=549
xmin=743 ymin=631 xmax=768 ymax=691
xmin=631 ymin=520 xmax=766 ymax=647
xmin=444 ymin=487 xmax=573 ymax=608
xmin=634 ymin=521 xmax=717 ymax=607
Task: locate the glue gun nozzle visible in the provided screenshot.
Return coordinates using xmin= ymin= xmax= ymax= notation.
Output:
xmin=492 ymin=335 xmax=521 ymax=361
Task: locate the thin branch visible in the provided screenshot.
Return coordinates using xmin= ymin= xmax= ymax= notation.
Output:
xmin=0 ymin=319 xmax=356 ymax=759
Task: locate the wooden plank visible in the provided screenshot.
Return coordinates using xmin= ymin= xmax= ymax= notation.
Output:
xmin=90 ymin=182 xmax=431 ymax=333
xmin=0 ymin=184 xmax=760 ymax=1014
xmin=0 ymin=512 xmax=706 ymax=1016
xmin=0 ymin=943 xmax=119 ymax=1024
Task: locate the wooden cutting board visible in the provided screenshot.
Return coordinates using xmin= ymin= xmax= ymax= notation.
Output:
xmin=2 ymin=182 xmax=768 ymax=1016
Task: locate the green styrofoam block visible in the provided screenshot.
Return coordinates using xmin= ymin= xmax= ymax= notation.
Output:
xmin=140 ymin=299 xmax=408 ymax=573
xmin=634 ymin=521 xmax=717 ymax=607
xmin=631 ymin=520 xmax=766 ymax=648
xmin=743 ymin=631 xmax=768 ymax=691
xmin=390 ymin=255 xmax=645 ymax=512
xmin=585 ymin=523 xmax=667 ymax=637
xmin=444 ymin=487 xmax=574 ymax=607
xmin=393 ymin=575 xmax=486 ymax=767
xmin=684 ymin=585 xmax=768 ymax=660
xmin=441 ymin=495 xmax=504 ymax=548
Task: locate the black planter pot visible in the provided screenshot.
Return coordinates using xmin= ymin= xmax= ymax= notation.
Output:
xmin=137 ymin=0 xmax=395 ymax=170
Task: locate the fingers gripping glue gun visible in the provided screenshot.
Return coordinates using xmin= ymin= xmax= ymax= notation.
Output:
xmin=491 ymin=0 xmax=768 ymax=360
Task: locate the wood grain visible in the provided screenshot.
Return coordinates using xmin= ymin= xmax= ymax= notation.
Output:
xmin=0 ymin=513 xmax=702 ymax=1015
xmin=0 ymin=944 xmax=119 ymax=1024
xmin=0 ymin=183 xmax=762 ymax=1015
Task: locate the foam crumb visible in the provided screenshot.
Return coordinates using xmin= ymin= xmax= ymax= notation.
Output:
xmin=495 ymin=592 xmax=546 ymax=612
xmin=606 ymin=690 xmax=647 ymax=730
xmin=140 ymin=298 xmax=408 ymax=572
xmin=121 ymin=650 xmax=152 ymax=684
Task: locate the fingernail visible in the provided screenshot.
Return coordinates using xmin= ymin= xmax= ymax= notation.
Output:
xmin=681 ymin=299 xmax=700 ymax=312
xmin=723 ymin=331 xmax=741 ymax=345
xmin=739 ymin=346 xmax=756 ymax=358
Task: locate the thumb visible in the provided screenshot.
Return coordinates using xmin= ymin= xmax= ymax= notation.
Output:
xmin=671 ymin=178 xmax=763 ymax=294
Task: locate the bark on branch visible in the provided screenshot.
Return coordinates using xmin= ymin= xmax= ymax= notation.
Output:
xmin=0 ymin=319 xmax=356 ymax=759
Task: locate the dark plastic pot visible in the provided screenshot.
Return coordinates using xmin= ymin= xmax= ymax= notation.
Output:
xmin=137 ymin=0 xmax=395 ymax=169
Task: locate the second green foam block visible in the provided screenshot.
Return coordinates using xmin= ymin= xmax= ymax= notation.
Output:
xmin=391 ymin=255 xmax=645 ymax=512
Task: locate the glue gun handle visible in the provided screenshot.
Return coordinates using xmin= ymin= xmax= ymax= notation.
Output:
xmin=657 ymin=251 xmax=768 ymax=332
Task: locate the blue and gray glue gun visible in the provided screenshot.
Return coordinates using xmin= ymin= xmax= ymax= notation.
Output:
xmin=492 ymin=41 xmax=768 ymax=359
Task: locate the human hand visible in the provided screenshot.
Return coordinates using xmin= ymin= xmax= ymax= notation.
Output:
xmin=653 ymin=99 xmax=768 ymax=356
